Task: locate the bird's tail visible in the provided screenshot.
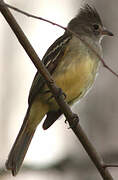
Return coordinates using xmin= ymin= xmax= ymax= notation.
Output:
xmin=5 ymin=108 xmax=35 ymax=176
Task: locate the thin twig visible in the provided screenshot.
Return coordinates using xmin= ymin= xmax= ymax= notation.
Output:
xmin=0 ymin=1 xmax=114 ymax=179
xmin=1 ymin=2 xmax=67 ymax=30
xmin=1 ymin=1 xmax=118 ymax=79
xmin=104 ymin=164 xmax=118 ymax=168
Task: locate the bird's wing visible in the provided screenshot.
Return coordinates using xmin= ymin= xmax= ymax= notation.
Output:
xmin=28 ymin=32 xmax=72 ymax=105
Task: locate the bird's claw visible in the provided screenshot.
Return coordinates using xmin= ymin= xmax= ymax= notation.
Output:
xmin=47 ymin=88 xmax=66 ymax=102
xmin=65 ymin=113 xmax=79 ymax=129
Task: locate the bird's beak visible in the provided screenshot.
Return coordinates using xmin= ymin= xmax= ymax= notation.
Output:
xmin=101 ymin=28 xmax=114 ymax=36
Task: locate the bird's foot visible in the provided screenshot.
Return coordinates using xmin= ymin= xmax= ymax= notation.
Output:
xmin=65 ymin=113 xmax=79 ymax=129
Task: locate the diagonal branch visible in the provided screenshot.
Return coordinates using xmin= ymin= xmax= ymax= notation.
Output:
xmin=0 ymin=0 xmax=114 ymax=179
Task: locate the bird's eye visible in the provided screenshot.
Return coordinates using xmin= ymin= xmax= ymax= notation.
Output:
xmin=93 ymin=24 xmax=99 ymax=30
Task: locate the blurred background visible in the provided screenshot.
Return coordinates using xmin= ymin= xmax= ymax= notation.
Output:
xmin=0 ymin=0 xmax=118 ymax=179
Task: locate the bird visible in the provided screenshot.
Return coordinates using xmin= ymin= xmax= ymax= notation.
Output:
xmin=6 ymin=4 xmax=113 ymax=176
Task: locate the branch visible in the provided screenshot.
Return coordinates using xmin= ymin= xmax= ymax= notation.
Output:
xmin=1 ymin=152 xmax=118 ymax=176
xmin=103 ymin=164 xmax=118 ymax=168
xmin=1 ymin=1 xmax=118 ymax=79
xmin=0 ymin=1 xmax=114 ymax=179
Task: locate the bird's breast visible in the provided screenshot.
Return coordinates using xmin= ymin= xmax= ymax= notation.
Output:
xmin=53 ymin=54 xmax=100 ymax=104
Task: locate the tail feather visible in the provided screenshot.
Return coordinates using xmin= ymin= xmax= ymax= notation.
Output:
xmin=6 ymin=109 xmax=35 ymax=176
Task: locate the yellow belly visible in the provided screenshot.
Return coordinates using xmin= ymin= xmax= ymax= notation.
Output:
xmin=39 ymin=54 xmax=99 ymax=111
xmin=53 ymin=56 xmax=99 ymax=104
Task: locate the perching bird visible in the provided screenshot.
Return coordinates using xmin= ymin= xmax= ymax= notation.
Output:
xmin=6 ymin=4 xmax=113 ymax=176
